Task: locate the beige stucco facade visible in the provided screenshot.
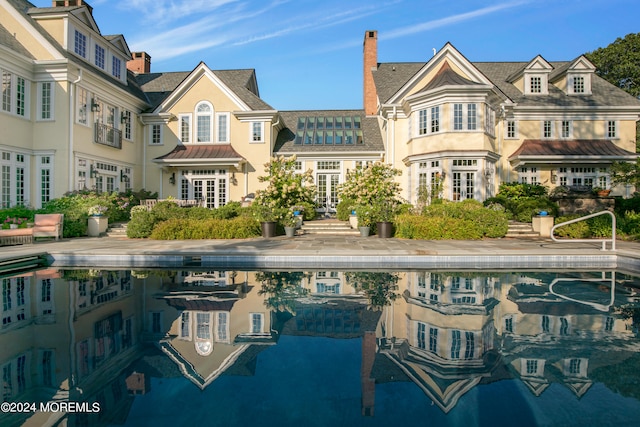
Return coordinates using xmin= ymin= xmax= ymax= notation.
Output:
xmin=1 ymin=1 xmax=638 ymax=213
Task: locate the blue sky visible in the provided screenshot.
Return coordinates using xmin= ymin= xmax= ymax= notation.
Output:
xmin=31 ymin=0 xmax=640 ymax=110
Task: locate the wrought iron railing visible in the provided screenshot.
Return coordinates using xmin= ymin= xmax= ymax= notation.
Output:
xmin=94 ymin=123 xmax=122 ymax=149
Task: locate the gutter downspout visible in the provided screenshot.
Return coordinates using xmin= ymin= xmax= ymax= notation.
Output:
xmin=138 ymin=115 xmax=147 ymax=189
xmin=69 ymin=69 xmax=82 ymax=192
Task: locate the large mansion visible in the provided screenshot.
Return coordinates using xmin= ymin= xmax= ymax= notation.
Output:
xmin=1 ymin=0 xmax=639 ymax=211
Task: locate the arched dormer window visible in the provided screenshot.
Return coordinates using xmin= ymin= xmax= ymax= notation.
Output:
xmin=196 ymin=102 xmax=213 ymax=143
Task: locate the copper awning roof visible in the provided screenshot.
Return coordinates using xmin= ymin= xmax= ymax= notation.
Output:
xmin=509 ymin=139 xmax=637 ymax=167
xmin=153 ymin=144 xmax=246 ymax=167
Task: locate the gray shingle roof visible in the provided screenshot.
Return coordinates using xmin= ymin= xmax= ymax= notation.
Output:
xmin=0 ymin=23 xmax=34 ymax=59
xmin=135 ymin=68 xmax=273 ymax=111
xmin=373 ymin=59 xmax=640 ymax=108
xmin=274 ymin=110 xmax=384 ymax=154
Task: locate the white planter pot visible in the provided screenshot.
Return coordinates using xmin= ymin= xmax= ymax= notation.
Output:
xmin=88 ymin=216 xmax=108 ymax=237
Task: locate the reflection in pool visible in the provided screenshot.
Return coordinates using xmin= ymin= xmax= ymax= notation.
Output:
xmin=2 ymin=268 xmax=640 ymax=426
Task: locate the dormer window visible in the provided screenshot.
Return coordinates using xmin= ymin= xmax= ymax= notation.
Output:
xmin=74 ymin=30 xmax=86 ymax=58
xmin=524 ymin=73 xmax=548 ymax=95
xmin=567 ymin=73 xmax=592 ymax=95
xmin=530 ymin=76 xmax=541 ymax=93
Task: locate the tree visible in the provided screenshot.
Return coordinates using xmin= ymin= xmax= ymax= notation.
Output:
xmin=585 ymin=33 xmax=640 ymax=184
xmin=585 ymin=32 xmax=640 ymax=99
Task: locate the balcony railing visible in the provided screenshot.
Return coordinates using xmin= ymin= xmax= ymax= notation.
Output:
xmin=94 ymin=123 xmax=122 ymax=149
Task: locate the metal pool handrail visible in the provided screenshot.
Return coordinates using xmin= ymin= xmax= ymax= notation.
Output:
xmin=550 ymin=210 xmax=616 ymax=251
xmin=548 ymin=272 xmax=615 ymax=312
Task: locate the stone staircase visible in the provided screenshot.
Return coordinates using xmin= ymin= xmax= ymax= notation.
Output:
xmin=300 ymin=219 xmax=360 ymax=236
xmin=106 ymin=222 xmax=128 ymax=238
xmin=506 ymin=221 xmax=540 ymax=238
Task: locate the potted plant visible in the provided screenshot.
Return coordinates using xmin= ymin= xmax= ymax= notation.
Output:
xmin=371 ymin=201 xmax=397 ymax=238
xmin=4 ymin=217 xmax=27 ymax=229
xmin=593 ymin=187 xmax=611 ymax=197
xmin=87 ymin=205 xmax=108 ymax=237
xmin=355 ymin=205 xmax=373 ymax=237
xmin=281 ymin=210 xmax=298 ymax=238
xmin=253 ymin=204 xmax=279 ymax=238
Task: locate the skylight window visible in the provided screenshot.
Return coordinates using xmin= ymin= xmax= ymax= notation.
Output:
xmin=293 ymin=115 xmax=364 ymax=146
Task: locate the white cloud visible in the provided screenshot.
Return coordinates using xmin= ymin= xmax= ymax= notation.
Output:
xmin=382 ymin=0 xmax=531 ymax=40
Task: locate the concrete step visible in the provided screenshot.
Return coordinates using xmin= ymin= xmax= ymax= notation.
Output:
xmin=506 ymin=221 xmax=540 ymax=238
xmin=301 ymin=220 xmax=360 ymax=236
xmin=106 ymin=222 xmax=128 ymax=237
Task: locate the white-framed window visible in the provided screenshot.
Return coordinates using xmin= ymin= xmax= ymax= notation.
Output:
xmin=179 ymin=312 xmax=191 ymax=339
xmin=196 ymin=102 xmax=213 ymax=143
xmin=95 ymin=45 xmax=105 ymax=69
xmin=216 ymin=312 xmax=229 ymax=342
xmin=518 ymin=167 xmax=539 ymax=184
xmin=76 ymin=86 xmax=88 ymax=125
xmin=530 ymin=76 xmax=541 ymax=93
xmin=1 ymin=151 xmax=30 ymax=208
xmin=122 ymin=110 xmax=132 ymax=140
xmin=418 ymin=109 xmax=428 ymax=135
xmin=150 ymin=124 xmax=162 ymax=145
xmin=606 ymin=120 xmax=617 ymax=139
xmin=74 ymin=30 xmax=87 ymax=58
xmin=250 ymin=313 xmax=263 ymax=334
xmin=560 ymin=120 xmax=572 ymax=138
xmin=38 ymin=156 xmax=52 ymax=207
xmin=506 ymin=120 xmax=517 ymax=139
xmin=1 ymin=70 xmax=29 ymax=118
xmin=542 ymin=120 xmax=553 ymax=138
xmin=39 ymin=349 xmax=55 ymax=387
xmin=216 ymin=113 xmax=229 ymax=143
xmin=251 ymin=121 xmax=264 ymax=143
xmin=37 ymin=82 xmax=54 ymax=121
xmin=430 ymin=106 xmax=440 ymax=133
xmin=111 ymin=56 xmax=122 ymax=80
xmin=568 ymin=74 xmax=590 ymax=95
xmin=178 ymin=114 xmax=191 ymax=144
xmin=452 ymin=103 xmax=477 ymax=131
xmin=572 ymin=76 xmax=584 ymax=93
xmin=484 ymin=104 xmax=495 ymax=136
xmin=504 ymin=315 xmax=515 ymax=333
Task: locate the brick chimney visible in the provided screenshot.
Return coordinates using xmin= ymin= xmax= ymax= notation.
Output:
xmin=363 ymin=30 xmax=378 ymax=116
xmin=52 ymin=0 xmax=92 ymax=12
xmin=127 ymin=52 xmax=151 ymax=74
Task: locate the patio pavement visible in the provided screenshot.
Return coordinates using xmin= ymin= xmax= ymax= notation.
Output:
xmin=1 ymin=233 xmax=638 ymax=270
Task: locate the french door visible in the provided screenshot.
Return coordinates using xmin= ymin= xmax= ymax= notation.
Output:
xmin=316 ymin=173 xmax=339 ymax=213
xmin=452 ymin=171 xmax=476 ymax=201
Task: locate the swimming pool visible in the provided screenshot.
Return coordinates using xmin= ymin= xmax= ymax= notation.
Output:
xmin=1 ymin=267 xmax=640 ymax=426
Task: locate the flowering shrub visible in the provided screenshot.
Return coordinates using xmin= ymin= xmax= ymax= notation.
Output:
xmin=3 ymin=216 xmax=28 ymax=228
xmin=88 ymin=205 xmax=108 ymax=216
xmin=338 ymin=162 xmax=403 ymax=222
xmin=253 ymin=155 xmax=316 ymax=222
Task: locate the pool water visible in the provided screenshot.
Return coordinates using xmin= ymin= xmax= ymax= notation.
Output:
xmin=2 ymin=268 xmax=640 ymax=426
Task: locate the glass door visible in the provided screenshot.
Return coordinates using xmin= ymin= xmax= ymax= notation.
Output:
xmin=317 ymin=173 xmax=339 ymax=214
xmin=452 ymin=171 xmax=476 ymax=201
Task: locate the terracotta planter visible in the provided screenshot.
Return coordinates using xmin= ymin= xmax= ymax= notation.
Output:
xmin=261 ymin=221 xmax=277 ymax=238
xmin=377 ymin=221 xmax=393 ymax=238
xmin=597 ymin=190 xmax=611 ymax=197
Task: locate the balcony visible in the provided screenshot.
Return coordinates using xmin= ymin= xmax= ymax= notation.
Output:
xmin=94 ymin=122 xmax=122 ymax=149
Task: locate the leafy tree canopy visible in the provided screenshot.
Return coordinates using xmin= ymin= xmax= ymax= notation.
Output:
xmin=585 ymin=32 xmax=640 ymax=98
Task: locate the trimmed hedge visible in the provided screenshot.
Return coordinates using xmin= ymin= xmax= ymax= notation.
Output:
xmin=150 ymin=217 xmax=261 ymax=240
xmin=396 ymin=200 xmax=508 ymax=239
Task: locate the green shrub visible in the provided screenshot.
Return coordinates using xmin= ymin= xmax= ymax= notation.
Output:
xmin=511 ymin=198 xmax=559 ymax=222
xmin=150 ymin=217 xmax=260 ymax=240
xmin=395 ymin=200 xmax=508 ymax=240
xmin=619 ymin=211 xmax=640 ymax=238
xmin=497 ymin=182 xmax=548 ymax=199
xmin=336 ymin=198 xmax=356 ymax=221
xmin=126 ymin=210 xmax=156 ymax=238
xmin=553 ymin=215 xmax=590 ymax=238
xmin=150 ymin=200 xmax=185 ymax=221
